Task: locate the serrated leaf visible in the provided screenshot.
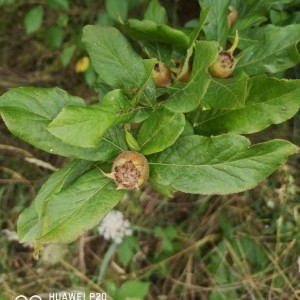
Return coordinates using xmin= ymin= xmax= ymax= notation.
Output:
xmin=149 ymin=134 xmax=298 ymax=194
xmin=164 ymin=41 xmax=218 ymax=113
xmin=47 ymin=89 xmax=132 ymax=148
xmin=192 ymin=75 xmax=300 ymax=135
xmin=24 ymin=6 xmax=43 ymax=34
xmin=137 ymin=106 xmax=185 ymax=155
xmin=202 ymin=72 xmax=249 ymax=109
xmin=0 ymin=87 xmax=126 ymax=160
xmin=19 ymin=167 xmax=125 ymax=244
xmin=198 ymin=0 xmax=231 ymax=47
xmin=236 ymin=24 xmax=300 ymax=75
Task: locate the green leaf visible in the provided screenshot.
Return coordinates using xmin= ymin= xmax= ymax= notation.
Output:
xmin=232 ymin=23 xmax=272 ymax=50
xmin=232 ymin=0 xmax=276 ymax=18
xmin=144 ymin=0 xmax=167 ymax=24
xmin=209 ymin=290 xmax=238 ymax=300
xmin=60 ymin=45 xmax=76 ymax=66
xmin=141 ymin=42 xmax=172 ymax=64
xmin=105 ymin=0 xmax=128 ymax=21
xmin=192 ymin=75 xmax=300 ymax=135
xmin=129 ymin=58 xmax=157 ymax=107
xmin=46 ymin=25 xmax=64 ymax=49
xmin=137 ymin=106 xmax=185 ymax=155
xmin=181 ymin=119 xmax=194 ymax=137
xmin=47 ymin=89 xmax=131 ymax=148
xmin=231 ymin=15 xmax=267 ymax=33
xmin=117 ymin=236 xmax=139 ymax=266
xmin=47 ymin=106 xmax=112 ymax=148
xmin=202 ymin=72 xmax=249 ymax=109
xmin=41 ymin=169 xmax=124 ymax=244
xmin=0 ymin=87 xmax=126 ymax=160
xmin=198 ymin=0 xmax=231 ymax=47
xmin=24 ymin=6 xmax=44 ymax=34
xmin=236 ymin=24 xmax=300 ymax=75
xmin=148 ymin=177 xmax=176 ymax=197
xmin=164 ymin=41 xmax=218 ymax=113
xmin=18 ymin=159 xmax=92 ymax=243
xmin=122 ymin=19 xmax=190 ymax=50
xmin=82 ymin=25 xmax=146 ymax=89
xmin=20 ymin=167 xmax=125 ymax=245
xmin=188 ymin=6 xmax=211 ymax=46
xmin=175 ymin=7 xmax=210 ymax=82
xmin=125 ymin=126 xmax=140 ymax=150
xmin=115 ymin=280 xmax=150 ymax=300
xmin=0 ymin=86 xmax=84 ymax=123
xmin=149 ymin=134 xmax=298 ymax=194
xmin=57 ymin=13 xmax=69 ymax=27
xmin=269 ymin=9 xmax=289 ymax=25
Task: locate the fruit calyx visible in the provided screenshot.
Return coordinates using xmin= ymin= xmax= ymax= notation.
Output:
xmin=104 ymin=151 xmax=149 ymax=190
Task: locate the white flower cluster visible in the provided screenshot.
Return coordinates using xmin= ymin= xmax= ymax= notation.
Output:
xmin=98 ymin=210 xmax=132 ymax=244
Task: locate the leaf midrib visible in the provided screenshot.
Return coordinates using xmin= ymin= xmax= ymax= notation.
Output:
xmin=194 ymin=87 xmax=300 ymax=127
xmin=40 ymin=177 xmax=113 ymax=240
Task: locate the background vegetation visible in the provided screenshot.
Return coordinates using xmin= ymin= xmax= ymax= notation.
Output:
xmin=1 ymin=0 xmax=300 ymax=299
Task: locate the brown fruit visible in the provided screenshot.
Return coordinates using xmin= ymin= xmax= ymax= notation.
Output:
xmin=104 ymin=151 xmax=149 ymax=190
xmin=152 ymin=61 xmax=172 ymax=87
xmin=209 ymin=51 xmax=235 ymax=78
xmin=209 ymin=30 xmax=239 ymax=79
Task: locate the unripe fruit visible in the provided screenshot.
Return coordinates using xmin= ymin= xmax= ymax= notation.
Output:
xmin=209 ymin=31 xmax=239 ymax=79
xmin=152 ymin=61 xmax=172 ymax=87
xmin=104 ymin=151 xmax=149 ymax=190
xmin=176 ymin=63 xmax=191 ymax=83
xmin=209 ymin=50 xmax=235 ymax=78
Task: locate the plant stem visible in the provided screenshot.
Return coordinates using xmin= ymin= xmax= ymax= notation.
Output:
xmin=97 ymin=241 xmax=119 ymax=284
